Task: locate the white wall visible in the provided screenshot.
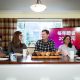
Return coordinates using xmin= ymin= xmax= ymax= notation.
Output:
xmin=0 ymin=11 xmax=80 ymax=18
xmin=0 ymin=64 xmax=80 ymax=80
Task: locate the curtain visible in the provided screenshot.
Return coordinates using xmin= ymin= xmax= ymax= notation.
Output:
xmin=63 ymin=18 xmax=80 ymax=27
xmin=0 ymin=18 xmax=17 ymax=51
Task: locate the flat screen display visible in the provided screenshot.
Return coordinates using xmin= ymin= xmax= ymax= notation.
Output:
xmin=49 ymin=27 xmax=80 ymax=50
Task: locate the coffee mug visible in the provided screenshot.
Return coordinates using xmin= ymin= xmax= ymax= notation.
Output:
xmin=10 ymin=54 xmax=17 ymax=61
xmin=69 ymin=51 xmax=75 ymax=60
xmin=23 ymin=49 xmax=27 ymax=57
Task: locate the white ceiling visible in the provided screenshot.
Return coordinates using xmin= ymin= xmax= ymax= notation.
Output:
xmin=0 ymin=0 xmax=80 ymax=13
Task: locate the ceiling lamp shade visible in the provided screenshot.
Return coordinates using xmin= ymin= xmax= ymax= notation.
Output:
xmin=30 ymin=0 xmax=46 ymax=12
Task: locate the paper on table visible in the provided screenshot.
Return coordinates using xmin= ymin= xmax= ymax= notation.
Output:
xmin=0 ymin=57 xmax=8 ymax=61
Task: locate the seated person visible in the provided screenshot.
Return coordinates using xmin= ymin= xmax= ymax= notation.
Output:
xmin=58 ymin=35 xmax=77 ymax=56
xmin=34 ymin=29 xmax=55 ymax=56
xmin=0 ymin=35 xmax=6 ymax=57
xmin=8 ymin=31 xmax=27 ymax=54
xmin=0 ymin=47 xmax=6 ymax=57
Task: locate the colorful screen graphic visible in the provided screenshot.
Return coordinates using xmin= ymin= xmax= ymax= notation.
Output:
xmin=49 ymin=27 xmax=80 ymax=50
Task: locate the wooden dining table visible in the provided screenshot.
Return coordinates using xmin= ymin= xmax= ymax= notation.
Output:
xmin=0 ymin=54 xmax=80 ymax=80
xmin=0 ymin=54 xmax=80 ymax=64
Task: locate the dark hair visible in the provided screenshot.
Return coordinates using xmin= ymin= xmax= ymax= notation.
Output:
xmin=42 ymin=29 xmax=49 ymax=34
xmin=12 ymin=31 xmax=22 ymax=48
xmin=63 ymin=35 xmax=72 ymax=48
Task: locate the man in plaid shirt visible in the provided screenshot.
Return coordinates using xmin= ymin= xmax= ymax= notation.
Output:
xmin=35 ymin=29 xmax=55 ymax=52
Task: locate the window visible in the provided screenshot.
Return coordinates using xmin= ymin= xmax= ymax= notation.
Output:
xmin=17 ymin=19 xmax=63 ymax=47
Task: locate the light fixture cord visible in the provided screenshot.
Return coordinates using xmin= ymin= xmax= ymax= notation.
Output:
xmin=37 ymin=0 xmax=41 ymax=4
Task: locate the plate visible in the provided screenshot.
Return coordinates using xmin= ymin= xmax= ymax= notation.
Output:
xmin=75 ymin=57 xmax=80 ymax=60
xmin=74 ymin=55 xmax=78 ymax=57
xmin=0 ymin=58 xmax=9 ymax=61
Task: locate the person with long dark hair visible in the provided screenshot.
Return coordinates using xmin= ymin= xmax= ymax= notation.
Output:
xmin=8 ymin=31 xmax=27 ymax=54
xmin=0 ymin=35 xmax=6 ymax=57
xmin=58 ymin=35 xmax=77 ymax=56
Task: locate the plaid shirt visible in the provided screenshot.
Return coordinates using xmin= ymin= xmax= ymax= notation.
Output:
xmin=35 ymin=39 xmax=55 ymax=52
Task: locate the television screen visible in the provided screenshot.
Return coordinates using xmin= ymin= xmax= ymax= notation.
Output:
xmin=49 ymin=27 xmax=80 ymax=50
